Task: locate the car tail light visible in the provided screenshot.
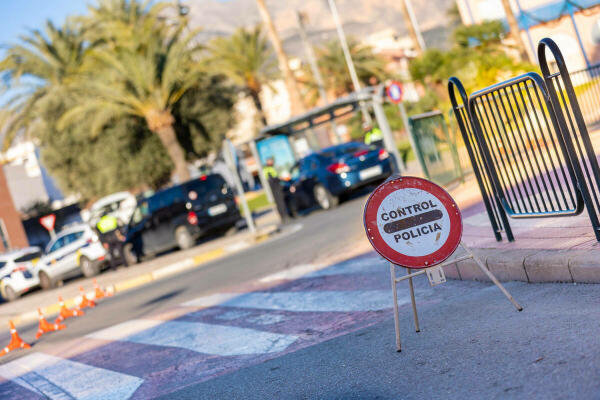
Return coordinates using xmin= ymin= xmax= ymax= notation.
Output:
xmin=103 ymin=243 xmax=109 ymax=250
xmin=353 ymin=150 xmax=369 ymax=157
xmin=378 ymin=149 xmax=389 ymax=160
xmin=327 ymin=162 xmax=350 ymax=174
xmin=187 ymin=211 xmax=198 ymax=225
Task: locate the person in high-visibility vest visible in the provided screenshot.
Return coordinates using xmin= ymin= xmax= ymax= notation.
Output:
xmin=363 ymin=123 xmax=384 ymax=146
xmin=96 ymin=214 xmax=128 ymax=270
xmin=263 ymin=158 xmax=289 ymax=223
xmin=263 ymin=158 xmax=278 ymax=179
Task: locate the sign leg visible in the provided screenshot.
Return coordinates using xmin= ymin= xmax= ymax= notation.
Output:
xmin=406 ymin=267 xmax=420 ymax=332
xmin=460 ymin=242 xmax=523 ymax=311
xmin=389 ymin=263 xmax=402 ymax=352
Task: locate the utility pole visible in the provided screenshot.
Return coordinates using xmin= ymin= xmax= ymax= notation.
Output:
xmin=399 ymin=0 xmax=425 ymax=55
xmin=297 ymin=11 xmax=341 ymax=144
xmin=500 ymin=0 xmax=530 ymax=62
xmin=326 ymin=0 xmax=372 ymax=125
xmin=296 ymin=11 xmax=328 ymax=106
xmin=256 ymin=0 xmax=306 ymax=115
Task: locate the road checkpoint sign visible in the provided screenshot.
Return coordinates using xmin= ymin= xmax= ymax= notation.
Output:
xmin=363 ymin=176 xmax=523 ymax=352
xmin=364 ymin=176 xmax=461 ymax=268
xmin=386 ymin=81 xmax=404 ymax=104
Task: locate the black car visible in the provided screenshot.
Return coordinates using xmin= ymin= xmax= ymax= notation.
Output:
xmin=125 ymin=174 xmax=241 ymax=260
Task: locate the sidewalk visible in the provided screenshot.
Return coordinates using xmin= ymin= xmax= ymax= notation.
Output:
xmin=0 ymin=209 xmax=281 ymax=328
xmin=443 ymin=175 xmax=600 ymax=283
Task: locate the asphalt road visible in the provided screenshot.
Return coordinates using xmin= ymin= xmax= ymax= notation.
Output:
xmin=164 ymin=278 xmax=600 ymax=400
xmin=0 ymin=191 xmax=370 ymax=351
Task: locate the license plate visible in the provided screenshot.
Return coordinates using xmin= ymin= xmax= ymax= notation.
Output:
xmin=359 ymin=165 xmax=382 ymax=180
xmin=208 ymin=204 xmax=227 ymax=216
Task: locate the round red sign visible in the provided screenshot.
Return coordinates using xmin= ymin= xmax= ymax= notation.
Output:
xmin=363 ymin=176 xmax=462 ymax=268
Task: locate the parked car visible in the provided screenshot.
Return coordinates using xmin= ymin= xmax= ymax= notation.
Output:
xmin=284 ymin=142 xmax=394 ymax=214
xmin=86 ymin=191 xmax=136 ymax=227
xmin=125 ymin=174 xmax=242 ymax=260
xmin=36 ymin=224 xmax=108 ymax=289
xmin=0 ymin=247 xmax=42 ymax=301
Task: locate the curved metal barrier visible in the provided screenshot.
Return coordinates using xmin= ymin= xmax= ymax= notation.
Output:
xmin=449 ymin=38 xmax=600 ymax=241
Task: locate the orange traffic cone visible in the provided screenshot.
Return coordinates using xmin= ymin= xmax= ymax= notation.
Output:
xmin=0 ymin=321 xmax=31 ymax=357
xmin=55 ymin=295 xmax=84 ymax=324
xmin=36 ymin=308 xmax=65 ymax=339
xmin=92 ymin=279 xmax=112 ymax=300
xmin=77 ymin=286 xmax=96 ymax=309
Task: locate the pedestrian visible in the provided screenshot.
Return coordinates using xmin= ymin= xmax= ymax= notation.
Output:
xmin=363 ymin=122 xmax=384 ymax=147
xmin=263 ymin=158 xmax=289 ymax=223
xmin=96 ymin=213 xmax=128 ymax=270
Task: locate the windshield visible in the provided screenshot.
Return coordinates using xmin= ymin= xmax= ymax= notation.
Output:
xmin=15 ymin=251 xmax=42 ymax=263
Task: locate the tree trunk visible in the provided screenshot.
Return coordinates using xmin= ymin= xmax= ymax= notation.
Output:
xmin=500 ymin=0 xmax=530 ymax=62
xmin=154 ymin=121 xmax=191 ymax=184
xmin=250 ymin=90 xmax=268 ymax=127
xmin=399 ymin=0 xmax=425 ymax=56
xmin=255 ymin=0 xmax=305 ymax=115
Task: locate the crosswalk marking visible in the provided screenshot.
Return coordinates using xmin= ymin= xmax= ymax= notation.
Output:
xmin=0 ymin=352 xmax=143 ymax=400
xmin=183 ymin=290 xmax=401 ymax=312
xmin=87 ymin=319 xmax=298 ymax=356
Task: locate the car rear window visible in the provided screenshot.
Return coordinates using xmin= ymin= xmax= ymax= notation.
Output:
xmin=185 ymin=176 xmax=226 ymax=198
xmin=319 ymin=144 xmax=367 ymax=159
xmin=14 ymin=251 xmax=42 ymax=263
xmin=148 ymin=187 xmax=185 ymax=211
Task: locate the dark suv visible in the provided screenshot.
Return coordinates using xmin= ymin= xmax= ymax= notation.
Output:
xmin=125 ymin=175 xmax=241 ymax=260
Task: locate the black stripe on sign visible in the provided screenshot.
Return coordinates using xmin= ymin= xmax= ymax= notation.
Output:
xmin=383 ymin=209 xmax=443 ymax=234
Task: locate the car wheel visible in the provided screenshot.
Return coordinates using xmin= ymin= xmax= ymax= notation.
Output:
xmin=124 ymin=243 xmax=138 ymax=265
xmin=175 ymin=226 xmax=195 ymax=250
xmin=4 ymin=285 xmax=18 ymax=302
xmin=80 ymin=256 xmax=100 ymax=278
xmin=39 ymin=271 xmax=54 ymax=290
xmin=313 ymin=184 xmax=339 ymax=210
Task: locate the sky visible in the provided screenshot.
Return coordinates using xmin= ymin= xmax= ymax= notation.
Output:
xmin=0 ymin=0 xmax=91 ymax=47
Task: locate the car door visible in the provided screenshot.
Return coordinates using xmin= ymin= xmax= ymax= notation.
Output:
xmin=43 ymin=235 xmax=67 ymax=276
xmin=59 ymin=230 xmax=86 ymax=274
xmin=143 ymin=190 xmax=182 ymax=252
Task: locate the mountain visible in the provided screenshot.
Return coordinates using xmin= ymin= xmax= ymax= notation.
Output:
xmin=188 ymin=0 xmax=456 ymax=54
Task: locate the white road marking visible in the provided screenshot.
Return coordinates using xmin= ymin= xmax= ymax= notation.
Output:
xmin=0 ymin=352 xmax=143 ymax=400
xmin=306 ymin=258 xmax=388 ymax=278
xmin=183 ymin=290 xmax=402 ymax=312
xmin=87 ymin=320 xmax=298 ymax=356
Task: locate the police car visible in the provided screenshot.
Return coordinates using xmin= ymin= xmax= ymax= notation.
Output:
xmin=0 ymin=247 xmax=42 ymax=301
xmin=36 ymin=224 xmax=108 ymax=289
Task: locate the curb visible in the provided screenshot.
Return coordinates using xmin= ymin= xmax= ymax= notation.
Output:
xmin=443 ymin=247 xmax=600 ymax=284
xmin=10 ymin=225 xmax=281 ymax=327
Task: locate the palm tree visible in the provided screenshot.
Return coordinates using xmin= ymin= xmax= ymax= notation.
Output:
xmin=315 ymin=38 xmax=387 ymax=98
xmin=499 ymin=0 xmax=530 ymax=62
xmin=0 ymin=21 xmax=86 ymax=148
xmin=209 ymin=26 xmax=278 ymax=127
xmin=255 ymin=0 xmax=305 ymax=115
xmin=58 ymin=2 xmax=202 ymax=183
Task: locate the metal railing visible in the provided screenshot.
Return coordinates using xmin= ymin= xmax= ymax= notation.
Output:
xmin=449 ymin=38 xmax=600 ymax=242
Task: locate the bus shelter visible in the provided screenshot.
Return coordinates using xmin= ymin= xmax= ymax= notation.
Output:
xmin=248 ymin=86 xmax=404 ymax=202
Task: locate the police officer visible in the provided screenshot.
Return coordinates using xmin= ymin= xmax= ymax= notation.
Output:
xmin=263 ymin=158 xmax=289 ymax=223
xmin=363 ymin=123 xmax=384 ymax=147
xmin=96 ymin=213 xmax=128 ymax=270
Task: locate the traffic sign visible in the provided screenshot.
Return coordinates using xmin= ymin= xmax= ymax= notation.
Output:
xmin=386 ymin=81 xmax=404 ymax=104
xmin=363 ymin=176 xmax=462 ymax=268
xmin=39 ymin=214 xmax=56 ymax=232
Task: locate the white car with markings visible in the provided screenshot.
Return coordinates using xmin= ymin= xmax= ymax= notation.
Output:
xmin=36 ymin=224 xmax=108 ymax=289
xmin=0 ymin=247 xmax=43 ymax=301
